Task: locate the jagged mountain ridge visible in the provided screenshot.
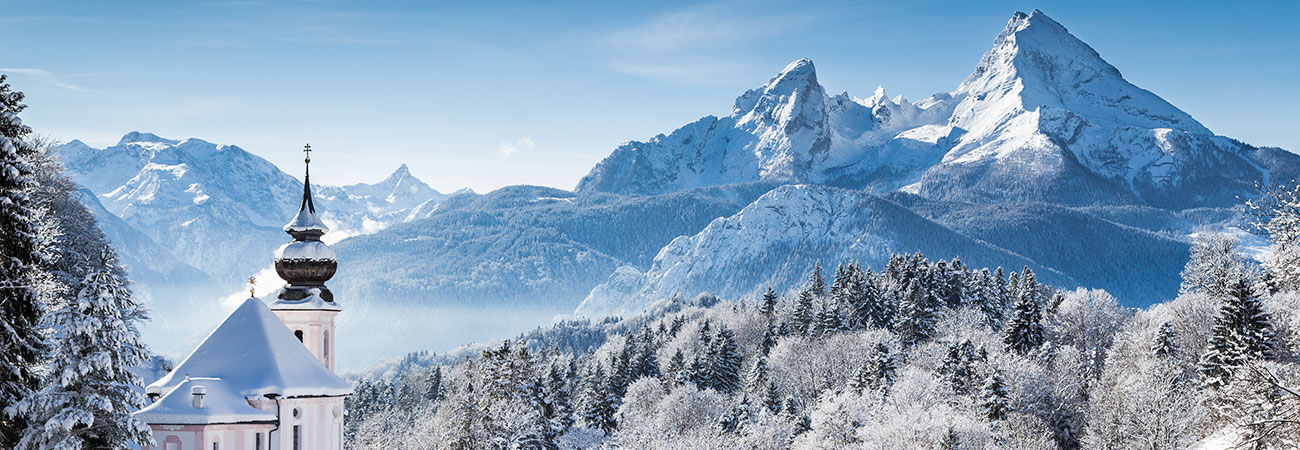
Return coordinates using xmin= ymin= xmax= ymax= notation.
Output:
xmin=577 ymin=10 xmax=1297 ymax=210
xmin=55 ymin=133 xmax=457 ymax=285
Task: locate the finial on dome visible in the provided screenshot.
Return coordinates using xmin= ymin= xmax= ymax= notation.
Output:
xmin=248 ymin=276 xmax=256 ymax=297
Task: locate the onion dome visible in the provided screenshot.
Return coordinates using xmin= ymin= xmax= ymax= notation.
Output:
xmin=274 ymin=144 xmax=337 ymax=303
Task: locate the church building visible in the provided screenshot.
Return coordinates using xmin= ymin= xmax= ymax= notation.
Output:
xmin=135 ymin=146 xmax=351 ymax=450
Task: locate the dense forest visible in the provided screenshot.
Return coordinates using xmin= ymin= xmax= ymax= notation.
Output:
xmin=344 ymin=221 xmax=1300 ymax=448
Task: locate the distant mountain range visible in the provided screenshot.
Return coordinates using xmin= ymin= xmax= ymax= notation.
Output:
xmin=56 ymin=10 xmax=1298 ymax=366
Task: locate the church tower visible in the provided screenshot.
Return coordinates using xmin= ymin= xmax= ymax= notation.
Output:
xmin=270 ymin=144 xmax=341 ymax=372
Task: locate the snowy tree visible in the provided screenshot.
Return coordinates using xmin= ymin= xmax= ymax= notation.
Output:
xmin=1152 ymin=322 xmax=1178 ymax=358
xmin=806 ymin=262 xmax=826 ymax=299
xmin=578 ymin=364 xmax=615 ymax=433
xmin=936 ymin=340 xmax=979 ymax=396
xmin=1180 ymin=233 xmax=1247 ymax=298
xmin=8 ymin=248 xmax=151 ymax=449
xmin=702 ymin=327 xmax=741 ymax=394
xmin=790 ymin=289 xmax=816 ymax=336
xmin=851 ymin=268 xmax=891 ymax=330
xmin=545 ymin=364 xmax=574 ymax=434
xmin=980 ymin=372 xmax=1010 ymax=421
xmin=1201 ymin=276 xmax=1276 ymax=388
xmin=759 ymin=286 xmax=778 ymax=320
xmin=426 ymin=366 xmax=445 ymax=401
xmin=894 ymin=280 xmax=936 ymax=345
xmin=1003 ymin=274 xmax=1045 ymax=354
xmin=1246 ymin=184 xmax=1300 ymax=291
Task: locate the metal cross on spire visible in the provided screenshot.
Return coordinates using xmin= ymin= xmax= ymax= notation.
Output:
xmin=303 ymin=143 xmax=312 ymax=164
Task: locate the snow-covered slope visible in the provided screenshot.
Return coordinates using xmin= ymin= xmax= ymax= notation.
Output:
xmin=55 ymin=133 xmax=456 ymax=284
xmin=330 ymin=183 xmax=774 ymax=308
xmin=575 ymin=185 xmax=1076 ymax=317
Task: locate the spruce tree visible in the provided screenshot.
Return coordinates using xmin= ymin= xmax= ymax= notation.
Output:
xmin=0 ymin=75 xmax=47 ymax=448
xmin=578 ymin=364 xmax=615 ymax=433
xmin=936 ymin=341 xmax=977 ymax=396
xmin=791 ymin=289 xmax=816 ymax=336
xmin=759 ymin=286 xmax=778 ymax=319
xmin=1152 ymin=322 xmax=1178 ymax=359
xmin=745 ymin=357 xmax=768 ymax=392
xmin=10 ymin=248 xmax=151 ymax=449
xmin=545 ymin=364 xmax=573 ymax=433
xmin=1200 ymin=277 xmax=1276 ymax=388
xmin=894 ymin=280 xmax=936 ymax=345
xmin=705 ymin=327 xmax=742 ymax=393
xmin=851 ymin=268 xmax=891 ymax=330
xmin=980 ymin=372 xmax=1010 ymax=421
xmin=762 ymin=382 xmax=782 ymax=414
xmin=1003 ymin=273 xmax=1045 ymax=355
xmin=426 ymin=366 xmax=445 ymax=402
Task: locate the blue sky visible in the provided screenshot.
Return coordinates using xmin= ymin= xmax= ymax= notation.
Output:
xmin=2 ymin=0 xmax=1297 ymax=193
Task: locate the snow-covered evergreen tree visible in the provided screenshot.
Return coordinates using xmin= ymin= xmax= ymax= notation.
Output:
xmin=894 ymin=280 xmax=936 ymax=345
xmin=1200 ymin=276 xmax=1276 ymax=388
xmin=0 ymin=74 xmax=48 ymax=448
xmin=980 ymin=372 xmax=1010 ymax=421
xmin=1003 ymin=269 xmax=1046 ymax=354
xmin=791 ymin=289 xmax=816 ymax=336
xmin=1152 ymin=322 xmax=1178 ymax=358
xmin=9 ymin=248 xmax=151 ymax=449
xmin=759 ymin=286 xmax=778 ymax=320
xmin=578 ymin=363 xmax=616 ymax=433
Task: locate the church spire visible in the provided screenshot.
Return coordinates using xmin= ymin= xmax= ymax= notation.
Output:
xmin=284 ymin=143 xmax=328 ymax=239
xmin=274 ymin=143 xmax=338 ymax=303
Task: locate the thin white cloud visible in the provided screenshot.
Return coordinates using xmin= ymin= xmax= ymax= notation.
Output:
xmin=602 ymin=2 xmax=814 ymax=85
xmin=497 ymin=137 xmax=536 ymax=157
xmin=0 ymin=68 xmax=87 ymax=91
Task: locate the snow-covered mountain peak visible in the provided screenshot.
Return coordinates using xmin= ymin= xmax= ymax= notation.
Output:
xmin=732 ymin=58 xmax=825 ymax=125
xmin=951 ymin=9 xmax=1208 ymax=135
xmin=117 ymin=131 xmax=178 ymax=146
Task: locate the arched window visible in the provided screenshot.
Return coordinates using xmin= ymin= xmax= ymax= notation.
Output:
xmin=323 ymin=330 xmax=330 ymax=365
xmin=294 ymin=330 xmax=304 ymax=342
xmin=164 ymin=436 xmax=182 ymax=450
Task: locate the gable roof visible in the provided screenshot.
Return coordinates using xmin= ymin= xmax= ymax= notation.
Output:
xmin=135 ymin=377 xmax=277 ymax=425
xmin=147 ymin=298 xmax=351 ymax=398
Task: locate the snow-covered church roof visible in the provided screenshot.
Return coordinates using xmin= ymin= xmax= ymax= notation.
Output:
xmin=135 ymin=377 xmax=277 ymax=425
xmin=147 ymin=298 xmax=351 ymax=399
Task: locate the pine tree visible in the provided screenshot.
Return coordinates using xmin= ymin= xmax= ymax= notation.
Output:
xmin=895 ymin=280 xmax=936 ymax=345
xmin=807 ymin=262 xmax=826 ymax=299
xmin=791 ymin=289 xmax=816 ymax=336
xmin=980 ymin=372 xmax=1010 ymax=421
xmin=1200 ymin=277 xmax=1277 ymax=388
xmin=816 ymin=303 xmax=842 ymax=335
xmin=1152 ymin=322 xmax=1178 ymax=358
xmin=665 ymin=349 xmax=686 ymax=386
xmin=851 ymin=268 xmax=891 ymax=330
xmin=936 ymin=340 xmax=977 ymax=396
xmin=1003 ymin=271 xmax=1045 ymax=355
xmin=760 ymin=286 xmax=778 ymax=319
xmin=545 ymin=364 xmax=573 ymax=433
xmin=758 ymin=325 xmax=776 ymax=357
xmin=0 ymin=74 xmax=47 ymax=448
xmin=578 ymin=364 xmax=615 ymax=433
xmin=762 ymin=382 xmax=781 ymax=414
xmin=10 ymin=248 xmax=151 ymax=449
xmin=745 ymin=357 xmax=768 ymax=392
xmin=705 ymin=327 xmax=742 ymax=393
xmin=425 ymin=366 xmax=445 ymax=402
xmin=940 ymin=427 xmax=962 ymax=450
